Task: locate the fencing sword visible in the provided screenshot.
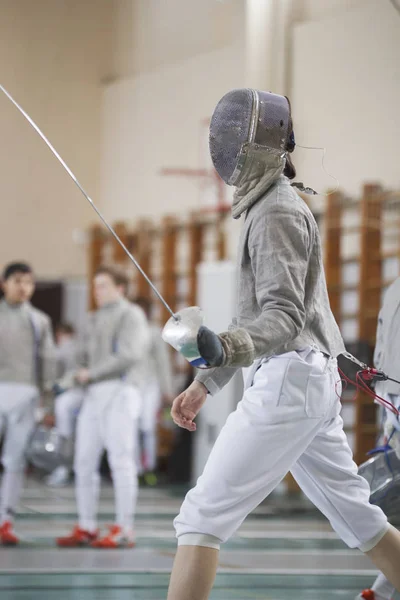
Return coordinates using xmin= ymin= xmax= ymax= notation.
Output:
xmin=0 ymin=83 xmax=177 ymax=321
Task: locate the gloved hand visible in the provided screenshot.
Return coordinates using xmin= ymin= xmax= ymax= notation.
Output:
xmin=197 ymin=326 xmax=256 ymax=368
xmin=197 ymin=326 xmax=225 ymax=367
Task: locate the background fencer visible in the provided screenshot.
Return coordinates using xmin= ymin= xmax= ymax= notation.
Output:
xmin=135 ymin=297 xmax=174 ymax=482
xmin=0 ymin=262 xmax=56 ymax=545
xmin=356 ymin=276 xmax=400 ymax=600
xmin=45 ymin=322 xmax=78 ymax=487
xmin=54 ymin=323 xmax=78 ymax=380
xmin=56 ymin=266 xmax=150 ymax=548
xmin=166 ymin=89 xmax=400 ymax=600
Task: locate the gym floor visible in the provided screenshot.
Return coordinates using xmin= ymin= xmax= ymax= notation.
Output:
xmin=0 ymin=478 xmax=376 ymax=600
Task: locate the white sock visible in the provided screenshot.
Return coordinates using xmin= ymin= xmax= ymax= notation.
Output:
xmin=0 ymin=470 xmax=24 ymax=523
xmin=112 ymin=464 xmax=138 ymax=535
xmin=372 ymin=572 xmax=397 ymax=600
xmin=75 ymin=472 xmax=100 ymax=533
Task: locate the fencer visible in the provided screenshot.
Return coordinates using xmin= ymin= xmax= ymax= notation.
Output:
xmin=356 ymin=276 xmax=400 ymax=600
xmin=0 ymin=262 xmax=56 ymax=545
xmin=167 ymin=89 xmax=400 ymax=600
xmin=54 ymin=323 xmax=78 ymax=379
xmin=135 ymin=297 xmax=174 ymax=481
xmin=46 ymin=323 xmax=79 ymax=487
xmin=56 ymin=266 xmax=150 ymax=548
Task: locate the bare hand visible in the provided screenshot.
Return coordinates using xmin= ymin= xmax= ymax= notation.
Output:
xmin=75 ymin=368 xmax=90 ymax=385
xmin=171 ymin=381 xmax=208 ymax=432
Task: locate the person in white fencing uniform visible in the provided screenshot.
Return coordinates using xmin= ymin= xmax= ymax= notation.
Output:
xmin=356 ymin=277 xmax=400 ymax=600
xmin=56 ymin=266 xmax=150 ymax=548
xmin=0 ymin=262 xmax=56 ymax=545
xmin=166 ymin=89 xmax=400 ymax=600
xmin=46 ymin=323 xmax=79 ymax=487
xmin=135 ymin=297 xmax=174 ymax=480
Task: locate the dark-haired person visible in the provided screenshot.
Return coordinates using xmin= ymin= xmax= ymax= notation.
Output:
xmin=56 ymin=266 xmax=150 ymax=548
xmin=0 ymin=262 xmax=56 ymax=544
xmin=166 ymin=90 xmax=400 ymax=600
xmin=45 ymin=322 xmax=78 ymax=487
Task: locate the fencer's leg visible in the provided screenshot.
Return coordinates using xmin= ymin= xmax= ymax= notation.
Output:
xmin=74 ymin=400 xmax=103 ymax=533
xmin=141 ymin=382 xmax=161 ymax=473
xmin=136 ymin=430 xmax=144 ymax=476
xmin=0 ymin=471 xmax=24 ymax=523
xmin=142 ymin=428 xmax=157 ymax=472
xmin=290 ymin=407 xmax=400 ymax=591
xmin=167 ymin=546 xmax=219 ymax=600
xmin=364 ymin=571 xmax=398 ymax=600
xmin=106 ymin=388 xmax=140 ymax=535
xmin=366 ymin=527 xmax=400 ymax=592
xmin=47 ymin=390 xmax=84 ymax=486
xmin=169 ymin=354 xmax=335 ymax=599
xmin=1 ymin=392 xmax=36 ymax=523
xmin=55 ymin=389 xmax=84 ymax=442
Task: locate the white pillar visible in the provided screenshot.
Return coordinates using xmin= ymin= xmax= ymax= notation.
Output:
xmin=245 ymin=0 xmax=302 ymax=96
xmin=245 ymin=0 xmax=275 ymax=90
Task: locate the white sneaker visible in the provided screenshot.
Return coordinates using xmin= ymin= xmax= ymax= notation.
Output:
xmin=45 ymin=465 xmax=70 ymax=487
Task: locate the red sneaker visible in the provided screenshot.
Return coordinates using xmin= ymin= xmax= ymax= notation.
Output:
xmin=0 ymin=521 xmax=19 ymax=546
xmin=56 ymin=525 xmax=98 ymax=547
xmin=357 ymin=591 xmax=375 ymax=600
xmin=91 ymin=525 xmax=135 ymax=549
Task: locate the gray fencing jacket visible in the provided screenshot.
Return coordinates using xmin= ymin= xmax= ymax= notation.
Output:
xmin=374 ymin=277 xmax=400 ymax=395
xmin=0 ymin=299 xmax=56 ymax=391
xmin=197 ymin=176 xmax=345 ymax=395
xmin=59 ymin=298 xmax=150 ymax=389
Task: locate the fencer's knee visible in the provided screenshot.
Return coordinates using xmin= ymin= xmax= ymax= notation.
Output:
xmin=174 ymin=505 xmax=223 ymax=549
xmin=108 ymin=453 xmax=135 ymax=476
xmin=74 ymin=456 xmax=98 ymax=478
xmin=359 ymin=523 xmax=391 ymax=553
xmin=2 ymin=452 xmax=27 ymax=472
xmin=1 ymin=463 xmax=25 ymax=474
xmin=177 ymin=533 xmax=221 ymax=550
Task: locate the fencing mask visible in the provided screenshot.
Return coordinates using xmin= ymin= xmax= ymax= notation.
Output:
xmin=26 ymin=426 xmax=67 ymax=472
xmin=209 ymin=89 xmax=291 ymax=185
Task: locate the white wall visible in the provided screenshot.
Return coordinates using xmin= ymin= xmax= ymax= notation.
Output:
xmin=0 ymin=0 xmax=112 ymax=278
xmin=101 ymin=43 xmax=244 ymax=224
xmin=111 ymin=0 xmax=246 ymax=79
xmin=291 ymin=0 xmax=400 ymax=197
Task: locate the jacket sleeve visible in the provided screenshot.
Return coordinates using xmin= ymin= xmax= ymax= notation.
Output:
xmin=196 ymin=207 xmax=310 ymax=395
xmin=88 ymin=308 xmax=150 ymax=383
xmin=40 ymin=317 xmax=57 ymax=392
xmin=240 ymin=205 xmax=310 ymax=357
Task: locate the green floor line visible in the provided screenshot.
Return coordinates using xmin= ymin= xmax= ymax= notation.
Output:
xmin=0 ymin=573 xmax=375 ymax=589
xmin=15 ymin=511 xmax=325 ymax=521
xmin=13 ymin=537 xmax=347 ymax=551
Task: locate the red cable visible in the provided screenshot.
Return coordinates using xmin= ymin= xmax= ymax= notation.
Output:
xmin=337 ymin=367 xmax=399 ymax=416
xmin=356 ymin=372 xmax=399 ymax=415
